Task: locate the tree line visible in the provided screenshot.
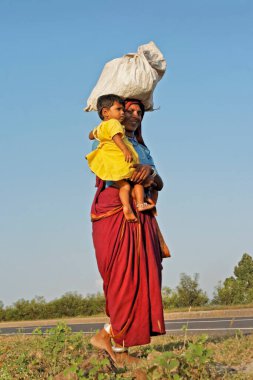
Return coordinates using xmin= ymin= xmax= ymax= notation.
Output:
xmin=0 ymin=293 xmax=105 ymax=322
xmin=1 ymin=253 xmax=252 ymax=322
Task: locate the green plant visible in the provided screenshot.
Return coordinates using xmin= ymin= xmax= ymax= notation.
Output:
xmin=146 ymin=335 xmax=213 ymax=379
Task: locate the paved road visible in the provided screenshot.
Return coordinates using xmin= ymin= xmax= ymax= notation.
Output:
xmin=1 ymin=317 xmax=253 ymax=336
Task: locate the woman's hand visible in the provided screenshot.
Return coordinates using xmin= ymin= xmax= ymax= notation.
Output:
xmin=130 ymin=164 xmax=152 ymax=183
xmin=130 ymin=164 xmax=164 ymax=190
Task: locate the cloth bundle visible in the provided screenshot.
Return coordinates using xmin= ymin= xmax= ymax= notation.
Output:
xmin=84 ymin=41 xmax=166 ymax=112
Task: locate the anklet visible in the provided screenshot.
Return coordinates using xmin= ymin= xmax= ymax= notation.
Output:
xmin=112 ymin=346 xmax=128 ymax=353
xmin=104 ymin=323 xmax=111 ymax=335
xmin=136 ymin=202 xmax=148 ymax=208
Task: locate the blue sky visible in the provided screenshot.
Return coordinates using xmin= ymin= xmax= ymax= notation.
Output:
xmin=1 ymin=0 xmax=252 ymax=306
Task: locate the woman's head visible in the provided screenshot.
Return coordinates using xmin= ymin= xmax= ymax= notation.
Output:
xmin=123 ymin=99 xmax=146 ymax=146
xmin=124 ymin=99 xmax=145 ymax=119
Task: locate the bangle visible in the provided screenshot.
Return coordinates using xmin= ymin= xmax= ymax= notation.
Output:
xmin=151 ymin=168 xmax=158 ymax=178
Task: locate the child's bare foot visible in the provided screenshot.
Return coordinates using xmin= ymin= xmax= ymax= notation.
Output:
xmin=123 ymin=206 xmax=137 ymax=222
xmin=146 ymin=197 xmax=156 ymax=206
xmin=90 ymin=328 xmax=116 ymax=362
xmin=146 ymin=198 xmax=157 ymax=216
xmin=136 ymin=202 xmax=155 ymax=212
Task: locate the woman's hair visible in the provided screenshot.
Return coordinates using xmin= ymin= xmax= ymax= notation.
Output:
xmin=97 ymin=94 xmax=124 ymax=120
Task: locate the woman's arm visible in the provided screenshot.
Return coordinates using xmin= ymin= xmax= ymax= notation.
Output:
xmin=152 ymin=172 xmax=163 ymax=191
xmin=130 ymin=164 xmax=164 ymax=190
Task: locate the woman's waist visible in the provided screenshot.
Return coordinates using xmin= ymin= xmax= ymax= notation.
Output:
xmin=92 ymin=186 xmax=122 ymax=214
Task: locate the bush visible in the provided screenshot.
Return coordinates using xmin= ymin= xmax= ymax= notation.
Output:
xmin=163 ymin=274 xmax=209 ymax=308
xmin=0 ymin=292 xmax=106 ymax=322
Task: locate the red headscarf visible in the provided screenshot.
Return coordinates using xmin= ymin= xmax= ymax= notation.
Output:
xmin=124 ymin=99 xmax=146 ymax=146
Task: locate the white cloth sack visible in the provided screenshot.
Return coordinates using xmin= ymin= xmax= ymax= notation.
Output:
xmin=84 ymin=41 xmax=166 ymax=112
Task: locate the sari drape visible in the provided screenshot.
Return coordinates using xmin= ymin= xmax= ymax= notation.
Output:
xmin=91 ymin=179 xmax=165 ymax=347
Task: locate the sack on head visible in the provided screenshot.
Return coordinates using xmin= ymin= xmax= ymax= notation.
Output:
xmin=84 ymin=41 xmax=166 ymax=112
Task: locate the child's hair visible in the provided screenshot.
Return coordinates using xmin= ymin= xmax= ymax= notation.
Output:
xmin=97 ymin=94 xmax=124 ymax=120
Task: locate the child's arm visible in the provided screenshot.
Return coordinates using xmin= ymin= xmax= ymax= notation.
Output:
xmin=89 ymin=130 xmax=95 ymax=140
xmin=113 ymin=133 xmax=133 ymax=163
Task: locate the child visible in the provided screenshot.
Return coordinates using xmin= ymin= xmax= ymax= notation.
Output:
xmin=86 ymin=94 xmax=155 ymax=222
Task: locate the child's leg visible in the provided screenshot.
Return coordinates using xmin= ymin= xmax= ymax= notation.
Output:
xmin=134 ymin=184 xmax=155 ymax=212
xmin=117 ymin=180 xmax=137 ymax=222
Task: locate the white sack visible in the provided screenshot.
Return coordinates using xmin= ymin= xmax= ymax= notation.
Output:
xmin=84 ymin=41 xmax=166 ymax=112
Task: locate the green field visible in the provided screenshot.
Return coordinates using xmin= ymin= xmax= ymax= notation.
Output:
xmin=1 ymin=323 xmax=253 ymax=379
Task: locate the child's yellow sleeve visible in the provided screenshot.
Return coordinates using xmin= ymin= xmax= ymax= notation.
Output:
xmin=106 ymin=119 xmax=124 ymax=139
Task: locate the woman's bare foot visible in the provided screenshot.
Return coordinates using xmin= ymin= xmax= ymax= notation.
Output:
xmin=90 ymin=328 xmax=116 ymax=362
xmin=123 ymin=206 xmax=137 ymax=222
xmin=136 ymin=202 xmax=155 ymax=212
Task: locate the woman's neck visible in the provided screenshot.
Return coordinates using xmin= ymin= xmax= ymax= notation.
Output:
xmin=125 ymin=131 xmax=135 ymax=138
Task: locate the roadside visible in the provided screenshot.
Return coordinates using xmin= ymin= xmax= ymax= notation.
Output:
xmin=1 ymin=307 xmax=253 ymax=329
xmin=2 ymin=323 xmax=253 ymax=379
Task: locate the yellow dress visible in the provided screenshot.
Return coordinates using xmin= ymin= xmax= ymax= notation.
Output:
xmin=86 ymin=119 xmax=139 ymax=181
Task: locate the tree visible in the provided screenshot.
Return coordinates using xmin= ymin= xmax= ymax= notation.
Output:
xmin=0 ymin=301 xmax=4 ymax=321
xmin=169 ymin=273 xmax=209 ymax=307
xmin=162 ymin=287 xmax=173 ymax=309
xmin=213 ymin=253 xmax=253 ymax=305
xmin=234 ymin=253 xmax=253 ymax=290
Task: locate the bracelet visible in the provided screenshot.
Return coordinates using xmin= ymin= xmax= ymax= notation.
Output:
xmin=151 ymin=168 xmax=158 ymax=178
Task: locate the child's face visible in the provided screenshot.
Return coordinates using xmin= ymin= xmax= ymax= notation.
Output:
xmin=102 ymin=101 xmax=125 ymax=122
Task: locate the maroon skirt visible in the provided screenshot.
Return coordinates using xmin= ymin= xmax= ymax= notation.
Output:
xmin=91 ymin=179 xmax=165 ymax=347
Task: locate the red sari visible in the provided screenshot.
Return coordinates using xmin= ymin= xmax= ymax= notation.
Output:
xmin=91 ymin=179 xmax=166 ymax=347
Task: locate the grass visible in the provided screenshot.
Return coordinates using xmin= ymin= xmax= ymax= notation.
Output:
xmin=0 ymin=323 xmax=253 ymax=379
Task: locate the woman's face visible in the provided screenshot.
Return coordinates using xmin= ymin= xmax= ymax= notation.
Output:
xmin=123 ymin=104 xmax=142 ymax=134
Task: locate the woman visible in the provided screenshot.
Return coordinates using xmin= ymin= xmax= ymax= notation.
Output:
xmin=90 ymin=99 xmax=167 ymax=365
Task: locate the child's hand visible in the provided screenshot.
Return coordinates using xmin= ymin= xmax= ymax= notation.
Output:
xmin=123 ymin=149 xmax=133 ymax=163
